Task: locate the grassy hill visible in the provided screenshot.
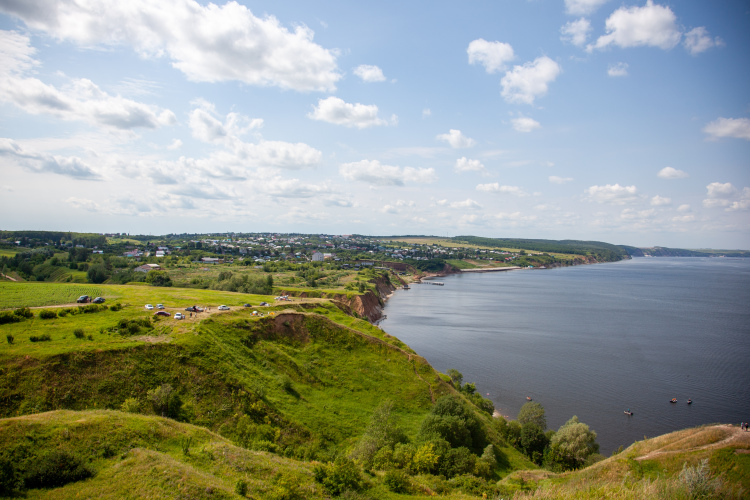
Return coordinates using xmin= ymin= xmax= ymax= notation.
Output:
xmin=0 ymin=281 xmax=747 ymax=498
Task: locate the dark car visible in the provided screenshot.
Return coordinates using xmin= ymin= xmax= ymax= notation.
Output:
xmin=76 ymin=295 xmax=90 ymax=303
xmin=243 ymin=303 xmax=252 ymax=308
xmin=259 ymin=301 xmax=269 ymax=306
xmin=154 ymin=311 xmax=170 ymax=317
xmin=92 ymin=297 xmax=105 ymax=304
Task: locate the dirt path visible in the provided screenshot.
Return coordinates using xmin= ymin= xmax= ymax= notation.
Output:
xmin=0 ymin=273 xmax=17 ymax=281
xmin=637 ymin=425 xmax=750 ymax=461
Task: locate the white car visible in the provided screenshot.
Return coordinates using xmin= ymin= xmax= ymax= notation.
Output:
xmin=174 ymin=312 xmax=185 ymax=320
xmin=156 ymin=304 xmax=165 ymax=309
xmin=145 ymin=304 xmax=154 ymax=310
xmin=217 ymin=305 xmax=230 ymax=311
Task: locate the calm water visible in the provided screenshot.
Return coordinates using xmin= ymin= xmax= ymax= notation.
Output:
xmin=381 ymin=257 xmax=750 ymax=454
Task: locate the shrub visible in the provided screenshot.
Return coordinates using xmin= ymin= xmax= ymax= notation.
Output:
xmin=24 ymin=451 xmax=93 ymax=489
xmin=5 ymin=334 xmax=13 ymax=345
xmin=679 ymin=458 xmax=721 ymax=498
xmin=0 ymin=457 xmax=22 ymax=496
xmin=147 ymin=384 xmax=182 ymax=419
xmin=313 ymin=457 xmax=364 ymax=496
xmin=13 ymin=307 xmax=33 ymax=319
xmin=73 ymin=329 xmax=85 ymax=339
xmin=383 ymin=469 xmax=410 ymax=493
xmin=235 ymin=479 xmax=248 ymax=496
xmin=30 ymin=334 xmax=52 ymax=342
xmin=57 ymin=309 xmax=69 ymax=317
xmin=120 ymin=398 xmax=140 ymax=413
xmin=109 ymin=303 xmax=123 ymax=311
xmin=0 ymin=312 xmax=21 ymax=325
xmin=39 ymin=309 xmax=57 ymax=319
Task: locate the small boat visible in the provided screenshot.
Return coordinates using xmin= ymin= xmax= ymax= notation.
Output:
xmin=670 ymin=398 xmax=678 ymax=403
xmin=526 ymin=396 xmax=532 ymax=401
xmin=624 ymin=410 xmax=633 ymax=416
xmin=687 ymin=399 xmax=692 ymax=404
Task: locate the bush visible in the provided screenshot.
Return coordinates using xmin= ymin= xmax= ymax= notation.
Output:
xmin=109 ymin=303 xmax=123 ymax=312
xmin=13 ymin=307 xmax=33 ymax=319
xmin=73 ymin=328 xmax=85 ymax=339
xmin=313 ymin=457 xmax=364 ymax=496
xmin=30 ymin=334 xmax=51 ymax=342
xmin=120 ymin=398 xmax=140 ymax=413
xmin=24 ymin=451 xmax=93 ymax=489
xmin=0 ymin=312 xmax=21 ymax=325
xmin=235 ymin=479 xmax=248 ymax=496
xmin=5 ymin=334 xmax=13 ymax=344
xmin=39 ymin=309 xmax=57 ymax=319
xmin=0 ymin=457 xmax=22 ymax=496
xmin=383 ymin=469 xmax=410 ymax=493
xmin=147 ymin=384 xmax=182 ymax=419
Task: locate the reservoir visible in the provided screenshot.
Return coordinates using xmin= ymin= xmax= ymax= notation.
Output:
xmin=381 ymin=257 xmax=750 ymax=454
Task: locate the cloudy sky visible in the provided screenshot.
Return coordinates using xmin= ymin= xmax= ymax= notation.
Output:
xmin=1 ymin=0 xmax=748 ymax=248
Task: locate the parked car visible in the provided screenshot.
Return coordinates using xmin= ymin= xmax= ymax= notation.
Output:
xmin=174 ymin=312 xmax=185 ymax=320
xmin=185 ymin=306 xmax=197 ymax=312
xmin=218 ymin=305 xmax=230 ymax=311
xmin=76 ymin=295 xmax=90 ymax=303
xmin=243 ymin=303 xmax=252 ymax=308
xmin=154 ymin=311 xmax=170 ymax=317
xmin=259 ymin=301 xmax=269 ymax=306
xmin=156 ymin=304 xmax=164 ymax=309
xmin=145 ymin=304 xmax=154 ymax=310
xmin=92 ymin=297 xmax=105 ymax=304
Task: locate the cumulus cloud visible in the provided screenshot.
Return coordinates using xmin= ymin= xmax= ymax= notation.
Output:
xmin=608 ymin=62 xmax=629 ymax=77
xmin=511 ymin=116 xmax=541 ymax=132
xmin=565 ymin=0 xmax=609 ymax=16
xmin=0 ymin=0 xmax=340 ymax=92
xmin=683 ymin=27 xmax=723 ymax=55
xmin=650 ymin=195 xmax=671 ymax=206
xmin=263 ymin=177 xmax=331 ymax=198
xmin=0 ymin=137 xmax=101 ymax=179
xmin=560 ymin=18 xmax=592 ymax=47
xmin=702 ymin=182 xmax=740 ymax=209
xmin=657 ymin=166 xmax=688 ymax=179
xmin=339 ymin=160 xmax=436 ymax=186
xmin=549 ymin=175 xmax=573 ymax=184
xmin=703 ymin=117 xmax=750 ymax=141
xmin=467 ymin=39 xmax=515 ymax=73
xmin=436 ymin=129 xmax=476 ymax=148
xmin=584 ymin=183 xmax=638 ymax=204
xmin=454 ymin=157 xmax=485 ymax=173
xmin=353 ymin=64 xmax=386 ymax=82
xmin=167 ymin=139 xmax=183 ymax=150
xmin=0 ymin=30 xmax=176 ymax=130
xmin=589 ymin=1 xmax=681 ymax=51
xmin=476 ymin=183 xmax=526 ymax=196
xmin=501 ymin=56 xmax=561 ymax=105
xmin=449 ymin=198 xmax=482 ymax=210
xmin=308 ymin=96 xmax=389 ymax=129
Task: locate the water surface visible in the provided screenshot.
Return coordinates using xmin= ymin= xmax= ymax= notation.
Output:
xmin=381 ymin=257 xmax=750 ymax=454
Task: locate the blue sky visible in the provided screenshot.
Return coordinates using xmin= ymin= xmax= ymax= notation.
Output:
xmin=0 ymin=0 xmax=748 ymax=248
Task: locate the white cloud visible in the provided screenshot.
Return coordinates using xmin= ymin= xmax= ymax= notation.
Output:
xmin=353 ymin=64 xmax=386 ymax=82
xmin=449 ymin=198 xmax=482 ymax=210
xmin=263 ymin=177 xmax=331 ymax=198
xmin=339 ymin=160 xmax=436 ymax=186
xmin=650 ymin=195 xmax=671 ymax=206
xmin=436 ymin=129 xmax=476 ymax=148
xmin=167 ymin=139 xmax=183 ymax=150
xmin=0 ymin=31 xmax=176 ymax=130
xmin=590 ymin=1 xmax=681 ymax=51
xmin=0 ymin=137 xmax=101 ymax=179
xmin=501 ymin=56 xmax=561 ymax=105
xmin=704 ymin=185 xmax=750 ymax=212
xmin=560 ymin=18 xmax=592 ymax=47
xmin=476 ymin=183 xmax=526 ymax=196
xmin=683 ymin=27 xmax=723 ymax=55
xmin=677 ymin=204 xmax=691 ymax=212
xmin=565 ymin=0 xmax=609 ymax=16
xmin=608 ymin=62 xmax=629 ymax=77
xmin=703 ymin=117 xmax=750 ymax=141
xmin=454 ymin=157 xmax=485 ymax=173
xmin=585 ymin=184 xmax=638 ymax=204
xmin=0 ymin=0 xmax=340 ymax=92
xmin=549 ymin=175 xmax=573 ymax=184
xmin=467 ymin=39 xmax=515 ymax=73
xmin=511 ymin=116 xmax=541 ymax=132
xmin=657 ymin=166 xmax=688 ymax=179
xmin=308 ymin=96 xmax=388 ymax=129
xmin=422 ymin=108 xmax=431 ymax=118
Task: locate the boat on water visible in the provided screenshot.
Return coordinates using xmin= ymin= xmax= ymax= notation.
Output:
xmin=526 ymin=396 xmax=532 ymax=401
xmin=687 ymin=399 xmax=692 ymax=404
xmin=670 ymin=398 xmax=678 ymax=403
xmin=624 ymin=410 xmax=634 ymax=416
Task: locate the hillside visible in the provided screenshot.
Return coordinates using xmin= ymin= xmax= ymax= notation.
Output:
xmin=1 ymin=280 xmax=747 ymax=498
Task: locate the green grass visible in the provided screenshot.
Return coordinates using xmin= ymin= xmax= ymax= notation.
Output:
xmin=0 ymin=248 xmax=19 ymax=258
xmin=0 ymin=282 xmax=110 ymax=309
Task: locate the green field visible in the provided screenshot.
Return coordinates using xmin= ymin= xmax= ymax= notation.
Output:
xmin=0 ymin=282 xmax=110 ymax=309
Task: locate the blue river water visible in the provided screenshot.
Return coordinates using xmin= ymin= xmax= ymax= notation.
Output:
xmin=380 ymin=257 xmax=750 ymax=454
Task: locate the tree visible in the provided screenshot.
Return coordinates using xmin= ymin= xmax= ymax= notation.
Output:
xmin=352 ymin=400 xmax=408 ymax=466
xmin=446 ymin=368 xmax=463 ymax=389
xmin=146 ymin=270 xmax=173 ymax=287
xmin=520 ymin=422 xmax=548 ymax=464
xmin=546 ymin=416 xmax=599 ymax=470
xmin=518 ymin=402 xmax=547 ymax=430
